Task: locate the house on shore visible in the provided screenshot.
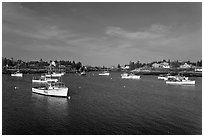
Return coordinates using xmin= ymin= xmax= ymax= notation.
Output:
xmin=121 ymin=65 xmax=130 ymax=70
xmin=180 ymin=63 xmax=192 ymax=69
xmin=152 ymin=62 xmax=170 ymax=69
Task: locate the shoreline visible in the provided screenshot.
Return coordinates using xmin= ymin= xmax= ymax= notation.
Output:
xmin=3 ymin=68 xmax=202 ymax=77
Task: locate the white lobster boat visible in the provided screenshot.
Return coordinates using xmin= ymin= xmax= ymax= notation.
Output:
xmin=32 ymin=82 xmax=69 ymax=97
xmin=32 ymin=77 xmax=58 ymax=83
xmin=121 ymin=73 xmax=141 ymax=79
xmin=158 ymin=75 xmax=189 ymax=81
xmin=99 ymin=71 xmax=110 ymax=76
xmin=166 ymin=76 xmax=195 ymax=85
xmin=32 ymin=74 xmax=59 ymax=83
xmin=158 ymin=75 xmax=168 ymax=80
xmin=11 ymin=71 xmax=23 ymax=77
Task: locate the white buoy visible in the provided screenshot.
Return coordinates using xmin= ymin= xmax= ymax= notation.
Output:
xmin=111 ymin=78 xmax=112 ymax=79
xmin=68 ymin=96 xmax=71 ymax=100
xmin=14 ymin=86 xmax=18 ymax=89
xmin=123 ymin=86 xmax=126 ymax=88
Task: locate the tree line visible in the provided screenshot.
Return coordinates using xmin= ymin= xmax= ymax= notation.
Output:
xmin=126 ymin=59 xmax=202 ymax=70
xmin=2 ymin=57 xmax=202 ymax=72
xmin=2 ymin=57 xmax=83 ymax=71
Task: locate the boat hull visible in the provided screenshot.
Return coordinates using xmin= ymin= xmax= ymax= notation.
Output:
xmin=122 ymin=76 xmax=141 ymax=79
xmin=99 ymin=73 xmax=110 ymax=76
xmin=166 ymin=80 xmax=195 ymax=85
xmin=11 ymin=73 xmax=23 ymax=77
xmin=158 ymin=76 xmax=167 ymax=80
xmin=32 ymin=87 xmax=68 ymax=97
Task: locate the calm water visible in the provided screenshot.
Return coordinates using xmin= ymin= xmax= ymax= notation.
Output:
xmin=2 ymin=72 xmax=202 ymax=135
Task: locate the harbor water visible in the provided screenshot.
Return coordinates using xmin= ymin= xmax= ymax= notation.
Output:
xmin=2 ymin=72 xmax=202 ymax=135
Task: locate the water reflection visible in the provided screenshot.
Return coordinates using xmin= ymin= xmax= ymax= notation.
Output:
xmin=167 ymin=84 xmax=196 ymax=91
xmin=180 ymin=85 xmax=196 ymax=91
xmin=31 ymin=93 xmax=70 ymax=118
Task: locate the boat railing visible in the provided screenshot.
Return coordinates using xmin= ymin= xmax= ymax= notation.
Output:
xmin=33 ymin=84 xmax=48 ymax=89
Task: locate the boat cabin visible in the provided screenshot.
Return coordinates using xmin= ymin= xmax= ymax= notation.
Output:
xmin=48 ymin=81 xmax=66 ymax=88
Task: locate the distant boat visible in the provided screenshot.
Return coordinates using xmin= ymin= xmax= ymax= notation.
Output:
xmin=158 ymin=74 xmax=189 ymax=81
xmin=11 ymin=71 xmax=23 ymax=77
xmin=80 ymin=71 xmax=86 ymax=76
xmin=33 ymin=63 xmax=64 ymax=83
xmin=32 ymin=75 xmax=58 ymax=83
xmin=45 ymin=61 xmax=66 ymax=77
xmin=158 ymin=75 xmax=168 ymax=80
xmin=166 ymin=76 xmax=195 ymax=85
xmin=45 ymin=72 xmax=65 ymax=77
xmin=32 ymin=81 xmax=69 ymax=97
xmin=99 ymin=71 xmax=110 ymax=76
xmin=195 ymin=68 xmax=202 ymax=72
xmin=121 ymin=73 xmax=140 ymax=79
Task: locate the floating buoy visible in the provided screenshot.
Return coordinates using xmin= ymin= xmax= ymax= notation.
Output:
xmin=14 ymin=86 xmax=18 ymax=89
xmin=68 ymin=96 xmax=71 ymax=100
xmin=111 ymin=78 xmax=112 ymax=79
xmin=78 ymin=86 xmax=81 ymax=89
xmin=123 ymin=86 xmax=126 ymax=88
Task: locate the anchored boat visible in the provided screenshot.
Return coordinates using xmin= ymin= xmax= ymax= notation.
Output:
xmin=158 ymin=74 xmax=189 ymax=81
xmin=32 ymin=60 xmax=69 ymax=97
xmin=158 ymin=75 xmax=168 ymax=80
xmin=121 ymin=73 xmax=141 ymax=79
xmin=32 ymin=81 xmax=69 ymax=97
xmin=80 ymin=71 xmax=86 ymax=76
xmin=11 ymin=71 xmax=23 ymax=77
xmin=99 ymin=71 xmax=110 ymax=76
xmin=166 ymin=76 xmax=195 ymax=85
xmin=32 ymin=75 xmax=58 ymax=83
xmin=45 ymin=72 xmax=65 ymax=77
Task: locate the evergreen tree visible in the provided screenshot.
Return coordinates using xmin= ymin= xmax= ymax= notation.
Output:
xmin=76 ymin=62 xmax=82 ymax=70
xmin=117 ymin=64 xmax=121 ymax=69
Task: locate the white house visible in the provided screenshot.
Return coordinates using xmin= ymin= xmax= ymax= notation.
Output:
xmin=121 ymin=65 xmax=130 ymax=70
xmin=152 ymin=62 xmax=170 ymax=68
xmin=160 ymin=62 xmax=170 ymax=68
xmin=152 ymin=63 xmax=161 ymax=68
xmin=180 ymin=63 xmax=192 ymax=69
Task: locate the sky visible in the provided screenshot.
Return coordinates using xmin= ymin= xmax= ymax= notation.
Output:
xmin=2 ymin=2 xmax=202 ymax=66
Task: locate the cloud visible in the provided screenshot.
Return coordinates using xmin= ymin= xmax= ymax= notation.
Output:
xmin=2 ymin=3 xmax=201 ymax=65
xmin=3 ymin=3 xmax=33 ymax=19
xmin=3 ymin=3 xmax=78 ymax=42
xmin=106 ymin=24 xmax=171 ymax=40
xmin=37 ymin=26 xmax=78 ymax=40
xmin=103 ymin=24 xmax=182 ymax=52
xmin=3 ymin=22 xmax=78 ymax=41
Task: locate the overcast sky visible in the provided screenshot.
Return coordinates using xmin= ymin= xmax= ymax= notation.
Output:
xmin=2 ymin=2 xmax=202 ymax=66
